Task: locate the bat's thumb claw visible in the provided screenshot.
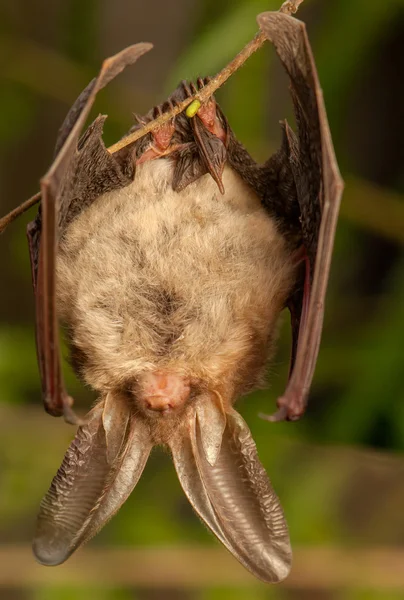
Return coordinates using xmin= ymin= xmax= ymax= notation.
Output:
xmin=258 ymin=405 xmax=288 ymax=422
xmin=63 ymin=400 xmax=89 ymax=427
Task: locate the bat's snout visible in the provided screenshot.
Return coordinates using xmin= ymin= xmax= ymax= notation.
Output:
xmin=145 ymin=396 xmax=177 ymax=412
xmin=138 ymin=371 xmax=191 ymax=413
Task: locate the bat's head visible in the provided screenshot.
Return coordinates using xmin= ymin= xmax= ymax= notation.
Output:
xmin=133 ymin=79 xmax=229 ymax=194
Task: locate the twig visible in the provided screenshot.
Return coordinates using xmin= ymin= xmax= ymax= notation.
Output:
xmin=0 ymin=0 xmax=305 ymax=232
xmin=0 ymin=192 xmax=41 ymax=234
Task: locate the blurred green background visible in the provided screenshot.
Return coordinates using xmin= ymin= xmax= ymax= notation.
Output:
xmin=1 ymin=0 xmax=404 ymax=598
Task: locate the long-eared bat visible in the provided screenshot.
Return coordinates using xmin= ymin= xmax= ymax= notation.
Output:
xmin=1 ymin=10 xmax=343 ymax=584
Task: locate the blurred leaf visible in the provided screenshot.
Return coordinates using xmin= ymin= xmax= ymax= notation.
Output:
xmin=0 ymin=33 xmax=154 ymax=124
xmin=0 ymin=326 xmax=38 ymax=405
xmin=60 ymin=0 xmax=98 ymax=64
xmin=0 ymin=82 xmax=37 ymax=144
xmin=322 ymin=256 xmax=404 ymax=446
xmin=166 ymin=0 xmax=311 ymax=90
xmin=341 ymin=177 xmax=404 ymax=245
xmin=218 ymin=45 xmax=268 ymax=152
xmin=315 ymin=0 xmax=404 ymax=131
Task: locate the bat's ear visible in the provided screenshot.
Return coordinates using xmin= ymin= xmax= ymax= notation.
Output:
xmin=170 ymin=398 xmax=291 ymax=583
xmin=33 ymin=393 xmax=152 ymax=566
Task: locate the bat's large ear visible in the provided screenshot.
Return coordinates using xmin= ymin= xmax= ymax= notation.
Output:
xmin=170 ymin=398 xmax=291 ymax=583
xmin=33 ymin=393 xmax=152 ymax=566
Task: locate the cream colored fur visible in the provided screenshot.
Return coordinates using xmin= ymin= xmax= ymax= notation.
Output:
xmin=57 ymin=159 xmax=297 ymax=406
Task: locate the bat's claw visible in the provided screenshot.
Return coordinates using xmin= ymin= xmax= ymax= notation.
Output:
xmin=259 ymin=406 xmax=288 ymax=422
xmin=63 ymin=397 xmax=88 ymax=427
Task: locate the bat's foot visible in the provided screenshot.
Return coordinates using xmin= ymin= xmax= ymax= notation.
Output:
xmin=195 ymin=100 xmax=227 ymax=145
xmin=136 ymin=118 xmax=177 ymax=165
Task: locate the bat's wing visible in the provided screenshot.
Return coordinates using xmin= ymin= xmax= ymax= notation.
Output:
xmin=258 ymin=12 xmax=344 ymax=420
xmin=170 ymin=398 xmax=291 ymax=583
xmin=33 ymin=393 xmax=152 ymax=566
xmin=27 ymin=43 xmax=152 ymax=423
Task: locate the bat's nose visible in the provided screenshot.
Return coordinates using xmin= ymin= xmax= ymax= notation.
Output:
xmin=139 ymin=371 xmax=191 ymax=412
xmin=146 ymin=396 xmax=174 ymax=412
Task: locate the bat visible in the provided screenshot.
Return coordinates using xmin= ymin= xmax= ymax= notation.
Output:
xmin=2 ymin=8 xmax=343 ymax=584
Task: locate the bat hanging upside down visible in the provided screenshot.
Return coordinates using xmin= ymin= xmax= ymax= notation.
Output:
xmin=2 ymin=12 xmax=342 ymax=584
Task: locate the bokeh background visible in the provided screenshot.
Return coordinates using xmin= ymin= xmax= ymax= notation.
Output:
xmin=1 ymin=0 xmax=404 ymax=598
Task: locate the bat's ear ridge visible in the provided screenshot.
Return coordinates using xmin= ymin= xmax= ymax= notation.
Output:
xmin=170 ymin=402 xmax=292 ymax=583
xmin=33 ymin=401 xmax=109 ymax=566
xmin=33 ymin=394 xmax=153 ymax=566
xmin=195 ymin=392 xmax=226 ymax=466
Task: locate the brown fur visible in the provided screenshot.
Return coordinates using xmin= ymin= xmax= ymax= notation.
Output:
xmin=56 ymin=158 xmax=297 ymax=412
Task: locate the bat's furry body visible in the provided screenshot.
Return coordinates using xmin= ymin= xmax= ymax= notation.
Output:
xmin=57 ymin=159 xmax=297 ymax=426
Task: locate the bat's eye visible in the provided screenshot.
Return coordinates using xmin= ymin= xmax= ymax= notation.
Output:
xmin=137 ymin=371 xmax=191 ymax=413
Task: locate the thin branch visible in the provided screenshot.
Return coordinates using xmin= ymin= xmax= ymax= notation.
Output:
xmin=0 ymin=192 xmax=41 ymax=234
